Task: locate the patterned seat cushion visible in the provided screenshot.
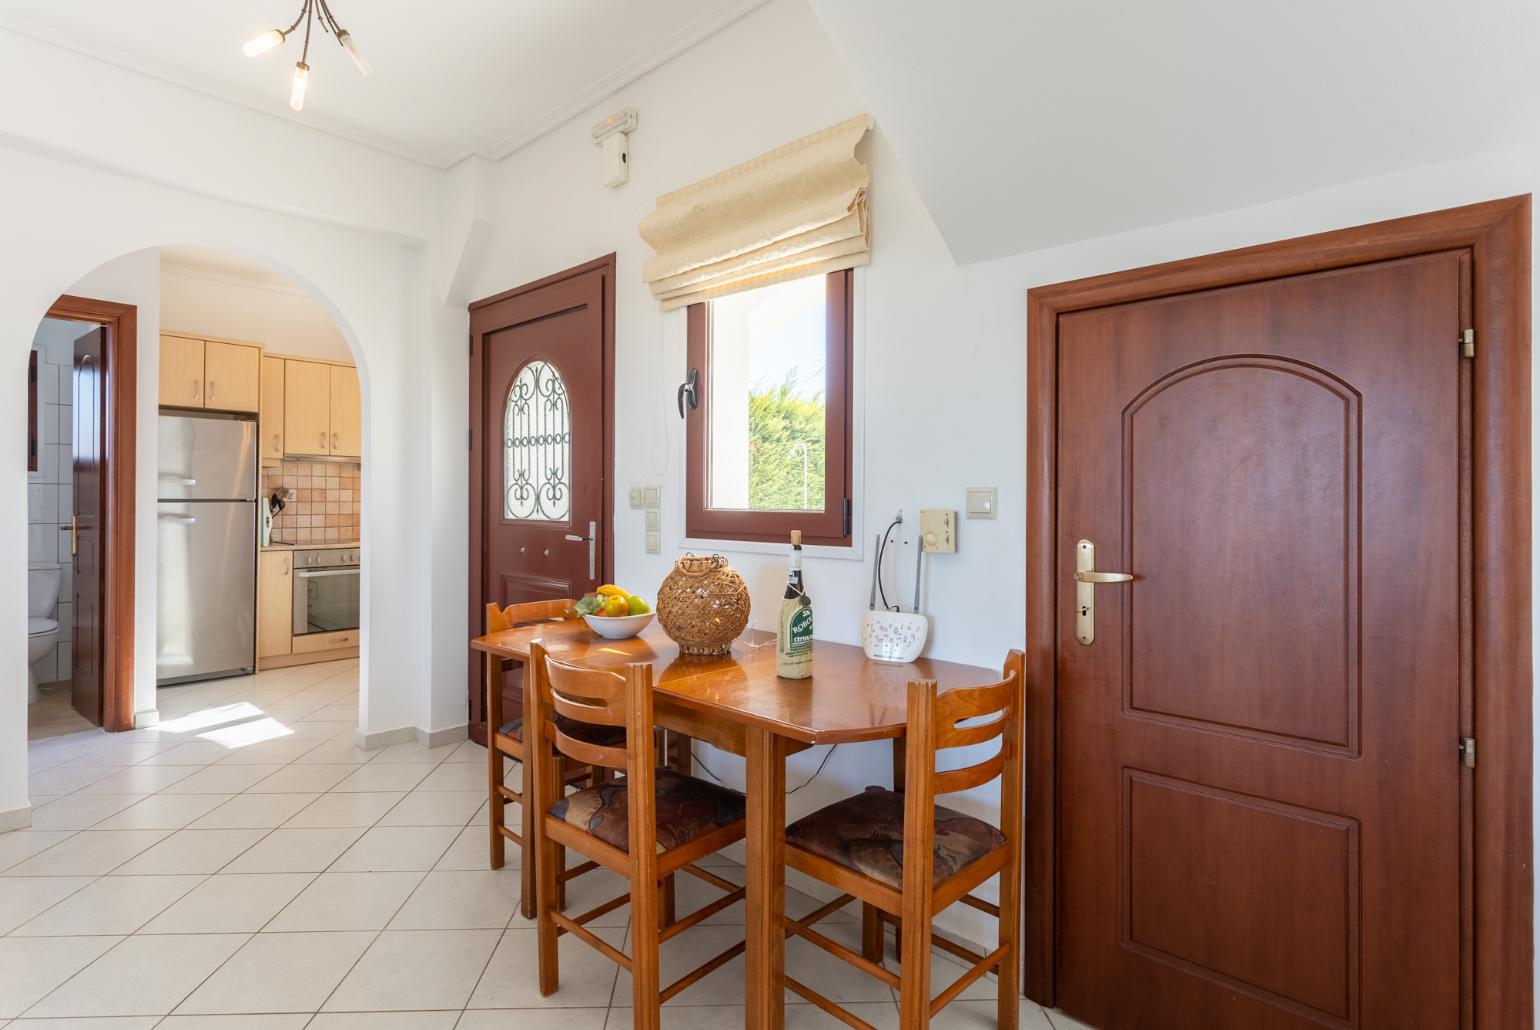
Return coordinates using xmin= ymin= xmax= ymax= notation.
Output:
xmin=497 ymin=716 xmax=626 ymax=748
xmin=785 ymin=786 xmax=1006 ymax=889
xmin=551 ymin=769 xmax=746 ymax=853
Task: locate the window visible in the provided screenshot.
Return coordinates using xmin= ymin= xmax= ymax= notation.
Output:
xmin=685 ymin=269 xmax=852 ymax=545
xmin=503 ymin=359 xmax=571 ymax=522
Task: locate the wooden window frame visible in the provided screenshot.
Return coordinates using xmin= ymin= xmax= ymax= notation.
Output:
xmin=685 ymin=268 xmax=853 ymax=546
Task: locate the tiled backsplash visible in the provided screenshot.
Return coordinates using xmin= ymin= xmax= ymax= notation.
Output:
xmin=264 ymin=460 xmax=361 ymax=545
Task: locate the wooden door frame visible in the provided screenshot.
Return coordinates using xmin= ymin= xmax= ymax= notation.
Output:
xmin=43 ymin=294 xmax=137 ymax=733
xmin=465 ymin=254 xmax=617 ymax=744
xmin=1024 ymin=196 xmax=1533 ymax=1027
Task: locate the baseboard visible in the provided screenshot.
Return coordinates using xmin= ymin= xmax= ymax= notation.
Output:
xmin=0 ymin=803 xmax=33 ymax=832
xmin=133 ymin=709 xmax=159 ymax=729
xmin=417 ymin=724 xmax=468 ymax=749
xmin=355 ymin=725 xmax=416 ymax=751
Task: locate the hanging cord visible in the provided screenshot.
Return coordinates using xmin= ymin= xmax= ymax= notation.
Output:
xmin=875 ymin=515 xmax=902 ymax=612
xmin=691 ymin=743 xmax=839 ymax=795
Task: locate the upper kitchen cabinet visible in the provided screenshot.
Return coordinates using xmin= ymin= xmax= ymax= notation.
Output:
xmin=329 ymin=364 xmax=361 ymax=458
xmin=158 ymin=333 xmax=260 ymax=413
xmin=260 ymin=355 xmax=285 ymax=464
xmin=283 ymin=358 xmax=332 ymax=456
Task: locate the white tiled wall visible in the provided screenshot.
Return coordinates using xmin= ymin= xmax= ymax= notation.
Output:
xmin=26 ymin=318 xmax=87 ymax=685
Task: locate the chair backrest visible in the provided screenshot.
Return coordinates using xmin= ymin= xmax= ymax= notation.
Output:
xmin=486 ymin=598 xmax=578 ymax=634
xmin=529 ymin=642 xmax=656 ymax=775
xmin=902 ymin=649 xmax=1026 ymax=847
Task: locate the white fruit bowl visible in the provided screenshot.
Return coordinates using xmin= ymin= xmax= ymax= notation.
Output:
xmin=583 ymin=612 xmax=655 ymax=640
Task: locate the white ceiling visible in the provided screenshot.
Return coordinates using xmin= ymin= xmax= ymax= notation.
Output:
xmin=0 ymin=0 xmax=767 ymax=168
xmin=810 ymin=0 xmax=1540 ymax=263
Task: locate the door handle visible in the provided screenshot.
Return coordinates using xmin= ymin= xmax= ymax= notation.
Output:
xmin=59 ymin=515 xmax=77 ymax=557
xmin=677 ymin=368 xmax=698 ymax=418
xmin=564 ymin=520 xmax=598 ymax=580
xmin=1074 ymin=538 xmax=1132 ymax=645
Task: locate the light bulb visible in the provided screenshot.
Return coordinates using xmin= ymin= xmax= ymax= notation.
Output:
xmin=337 ymin=31 xmax=371 ymax=76
xmin=242 ymin=29 xmax=284 ymax=57
xmin=289 ymin=62 xmax=309 ymax=112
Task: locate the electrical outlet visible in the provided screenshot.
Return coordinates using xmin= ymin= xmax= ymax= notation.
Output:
xmin=919 ymin=509 xmax=957 ymax=553
xmin=645 ymin=531 xmax=661 ymax=554
xmin=628 ymin=486 xmax=644 ymax=509
xmin=645 ymin=509 xmax=660 ymax=532
xmin=643 ymin=485 xmax=661 ymax=510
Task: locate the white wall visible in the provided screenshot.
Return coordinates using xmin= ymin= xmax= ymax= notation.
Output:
xmin=161 ymin=266 xmax=352 ymax=363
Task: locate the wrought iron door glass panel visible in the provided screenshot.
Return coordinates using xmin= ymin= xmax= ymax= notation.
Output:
xmin=504 ymin=359 xmax=571 ymax=522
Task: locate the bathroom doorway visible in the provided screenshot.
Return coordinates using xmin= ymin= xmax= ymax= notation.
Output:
xmin=25 ymin=296 xmax=137 ymax=739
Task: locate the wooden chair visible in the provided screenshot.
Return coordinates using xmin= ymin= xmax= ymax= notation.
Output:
xmin=781 ymin=650 xmax=1026 ymax=1029
xmin=529 ymin=642 xmax=748 ymax=1030
xmin=483 ymin=599 xmax=622 ymax=917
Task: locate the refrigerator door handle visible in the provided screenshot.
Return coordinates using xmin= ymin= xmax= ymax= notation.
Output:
xmin=158 ymin=514 xmax=197 ymax=524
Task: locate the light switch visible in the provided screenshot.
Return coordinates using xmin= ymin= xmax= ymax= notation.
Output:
xmin=645 ymin=531 xmax=661 ymax=554
xmin=643 ymin=485 xmax=661 ymax=510
xmin=628 ymin=486 xmax=644 ymax=509
xmin=645 ymin=509 xmax=660 ymax=532
xmin=919 ymin=509 xmax=957 ymax=553
xmin=965 ymin=487 xmax=997 ymax=520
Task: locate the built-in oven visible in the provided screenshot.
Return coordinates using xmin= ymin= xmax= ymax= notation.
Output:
xmin=292 ymin=547 xmax=361 ymax=637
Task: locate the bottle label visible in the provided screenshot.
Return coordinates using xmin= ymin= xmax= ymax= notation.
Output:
xmin=789 ymin=606 xmax=814 ymax=653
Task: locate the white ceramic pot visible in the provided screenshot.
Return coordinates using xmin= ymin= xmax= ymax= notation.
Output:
xmin=860 ymin=610 xmax=929 ymax=663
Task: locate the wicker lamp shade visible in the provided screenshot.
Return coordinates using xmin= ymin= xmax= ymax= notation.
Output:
xmin=656 ymin=554 xmax=751 ymax=656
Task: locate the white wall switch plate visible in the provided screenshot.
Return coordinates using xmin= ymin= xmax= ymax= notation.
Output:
xmin=965 ymin=487 xmax=998 ymax=519
xmin=628 ymin=486 xmax=644 ymax=509
xmin=645 ymin=531 xmax=661 ymax=554
xmin=919 ymin=509 xmax=957 ymax=553
xmin=645 ymin=509 xmax=660 ymax=531
xmin=643 ymin=485 xmax=661 ymax=510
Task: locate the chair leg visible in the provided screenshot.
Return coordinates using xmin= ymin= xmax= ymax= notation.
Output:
xmin=631 ymin=867 xmax=662 ymax=1030
xmin=518 ymin=762 xmax=536 ymax=920
xmin=486 ymin=654 xmax=506 ymax=871
xmin=535 ymin=822 xmax=561 ymax=996
xmin=660 ymin=873 xmax=676 ymax=928
xmin=897 ymin=905 xmax=932 ymax=1029
xmin=861 ymin=903 xmax=883 ymax=963
xmin=555 ymin=845 xmax=568 ymax=911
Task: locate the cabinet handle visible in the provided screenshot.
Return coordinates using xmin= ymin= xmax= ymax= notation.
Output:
xmin=319 ymin=432 xmax=326 ymax=450
xmin=332 ymin=433 xmax=339 ymax=450
xmin=273 ymin=433 xmax=281 ymax=451
xmin=192 ymin=380 xmax=200 ymax=401
xmin=282 ymin=558 xmax=290 ymax=574
xmin=208 ymin=381 xmax=215 ymax=400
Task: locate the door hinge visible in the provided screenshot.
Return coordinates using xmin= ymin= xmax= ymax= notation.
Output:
xmin=1459 ymin=736 xmax=1476 ymax=768
xmin=841 ymin=497 xmax=852 ymax=538
xmin=1460 ymin=328 xmax=1475 ymax=358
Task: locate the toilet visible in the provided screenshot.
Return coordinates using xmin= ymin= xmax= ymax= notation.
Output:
xmin=27 ymin=562 xmax=62 ymax=704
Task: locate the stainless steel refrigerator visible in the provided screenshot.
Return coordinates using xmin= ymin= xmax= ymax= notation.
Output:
xmin=157 ymin=412 xmax=258 ymax=685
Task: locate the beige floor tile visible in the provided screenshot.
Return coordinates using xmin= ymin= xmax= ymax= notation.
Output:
xmin=4 ymin=832 xmax=172 ymax=877
xmin=246 ymin=764 xmax=357 ymax=794
xmin=445 ymin=741 xmax=488 ymax=763
xmin=25 ymin=933 xmax=248 ymax=1017
xmin=603 ymin=1005 xmax=899 ymax=1029
xmin=159 ymin=1015 xmax=311 ymax=1028
xmin=507 ymin=868 xmax=627 ymax=930
xmin=220 ymin=827 xmax=363 ymax=874
xmin=139 ymin=743 xmax=235 ymax=766
xmin=187 ymin=793 xmax=319 ymax=829
xmin=58 ymin=742 xmax=179 ymax=767
xmin=281 ymin=722 xmax=360 ymax=743
xmin=0 ymin=877 xmax=95 ymax=933
xmin=0 ymin=832 xmax=78 ymax=873
xmin=313 ymin=1012 xmax=461 ymax=1029
xmin=330 ymin=825 xmax=459 ymax=872
xmin=324 ymin=929 xmax=502 ymax=1012
xmin=139 ymin=873 xmax=314 ymax=933
xmin=92 ymin=795 xmax=233 ymax=831
xmin=468 ymin=927 xmax=624 ymax=1010
xmin=457 ymin=1009 xmax=608 ymax=1029
xmin=434 ymin=825 xmax=499 ymax=872
xmin=292 ymin=741 xmax=375 ymax=764
xmin=369 ymin=742 xmax=456 ymax=765
xmin=213 ymin=740 xmax=322 ymax=766
xmin=175 ymin=930 xmax=375 ymax=1014
xmin=265 ymin=870 xmax=423 ymax=931
xmin=74 ymin=766 xmax=200 ymax=795
xmin=1045 ymin=1009 xmax=1095 ymax=1030
xmin=13 ymin=875 xmax=203 ymax=936
xmin=159 ymin=766 xmax=282 ymax=795
xmin=0 ymin=936 xmax=121 ymax=1018
xmin=415 ymin=763 xmax=487 ymax=793
xmin=28 ymin=795 xmax=148 ymax=832
xmin=388 ymin=869 xmax=522 ymax=930
xmin=379 ymin=791 xmax=485 ymax=827
xmin=110 ymin=829 xmax=268 ymax=876
xmin=8 ymin=1016 xmax=164 ymax=1028
xmin=333 ymin=764 xmax=432 ymax=793
xmin=932 ymin=999 xmax=1057 ymax=1029
xmin=283 ymin=792 xmax=404 ymax=829
xmin=25 ymin=767 xmax=116 ymax=796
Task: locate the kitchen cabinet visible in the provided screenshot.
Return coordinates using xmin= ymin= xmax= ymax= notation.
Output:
xmin=159 ymin=335 xmax=205 ymax=408
xmin=158 ymin=334 xmax=260 ymax=414
xmin=260 ymin=356 xmax=285 ymax=464
xmin=283 ymin=359 xmax=333 ymax=456
xmin=257 ymin=550 xmax=293 ymax=659
xmin=329 ymin=364 xmax=361 ymax=458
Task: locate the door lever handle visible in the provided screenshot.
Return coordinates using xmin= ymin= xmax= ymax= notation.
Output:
xmin=564 ymin=521 xmax=598 ymax=580
xmin=1073 ymin=570 xmax=1133 ymax=584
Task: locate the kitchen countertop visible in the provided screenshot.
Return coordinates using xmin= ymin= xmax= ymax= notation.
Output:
xmin=261 ymin=540 xmax=360 ymax=552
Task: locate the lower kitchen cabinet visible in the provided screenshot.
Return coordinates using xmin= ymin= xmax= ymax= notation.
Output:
xmin=257 ymin=550 xmax=293 ymax=659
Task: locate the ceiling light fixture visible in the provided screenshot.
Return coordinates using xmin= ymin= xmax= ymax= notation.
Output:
xmin=242 ymin=0 xmax=369 ymax=113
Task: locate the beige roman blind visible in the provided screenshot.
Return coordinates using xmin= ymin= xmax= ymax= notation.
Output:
xmin=639 ymin=114 xmax=872 ymax=310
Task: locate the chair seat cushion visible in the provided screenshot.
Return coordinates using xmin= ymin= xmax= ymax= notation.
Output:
xmin=785 ymin=786 xmax=1006 ymax=889
xmin=498 ymin=717 xmax=626 ymax=748
xmin=551 ymin=769 xmax=746 ymax=853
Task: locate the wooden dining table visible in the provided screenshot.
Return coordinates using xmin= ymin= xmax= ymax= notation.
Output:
xmin=470 ymin=619 xmax=998 ymax=1029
